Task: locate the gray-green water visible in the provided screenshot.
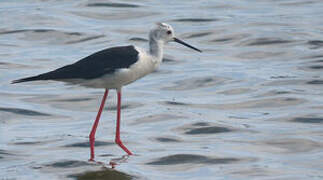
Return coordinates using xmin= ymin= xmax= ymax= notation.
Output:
xmin=1 ymin=0 xmax=323 ymax=179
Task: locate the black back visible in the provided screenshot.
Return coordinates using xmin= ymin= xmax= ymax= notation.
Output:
xmin=12 ymin=45 xmax=139 ymax=83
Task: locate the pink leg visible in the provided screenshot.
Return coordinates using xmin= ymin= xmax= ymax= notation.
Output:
xmin=115 ymin=90 xmax=133 ymax=155
xmin=89 ymin=89 xmax=109 ymax=161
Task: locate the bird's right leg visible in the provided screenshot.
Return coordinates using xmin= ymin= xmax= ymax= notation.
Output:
xmin=89 ymin=89 xmax=109 ymax=161
xmin=115 ymin=89 xmax=133 ymax=155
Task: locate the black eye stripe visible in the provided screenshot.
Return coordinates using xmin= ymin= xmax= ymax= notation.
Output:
xmin=167 ymin=30 xmax=172 ymax=34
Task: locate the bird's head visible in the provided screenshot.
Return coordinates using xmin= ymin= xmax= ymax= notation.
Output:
xmin=149 ymin=22 xmax=202 ymax=53
xmin=149 ymin=22 xmax=175 ymax=42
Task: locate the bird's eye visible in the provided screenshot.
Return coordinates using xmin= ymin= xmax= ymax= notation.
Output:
xmin=167 ymin=30 xmax=172 ymax=35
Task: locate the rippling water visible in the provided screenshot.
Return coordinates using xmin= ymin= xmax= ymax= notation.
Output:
xmin=1 ymin=0 xmax=323 ymax=179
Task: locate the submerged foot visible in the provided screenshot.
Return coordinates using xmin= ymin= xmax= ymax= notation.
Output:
xmin=109 ymin=155 xmax=130 ymax=168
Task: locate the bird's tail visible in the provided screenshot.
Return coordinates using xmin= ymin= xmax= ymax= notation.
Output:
xmin=11 ymin=75 xmax=43 ymax=84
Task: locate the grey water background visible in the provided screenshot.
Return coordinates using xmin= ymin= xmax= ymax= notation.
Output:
xmin=1 ymin=0 xmax=323 ymax=179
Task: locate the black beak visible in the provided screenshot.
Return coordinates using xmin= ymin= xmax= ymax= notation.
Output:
xmin=173 ymin=37 xmax=202 ymax=53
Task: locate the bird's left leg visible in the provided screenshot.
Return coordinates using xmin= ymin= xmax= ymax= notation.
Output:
xmin=89 ymin=89 xmax=109 ymax=161
xmin=115 ymin=89 xmax=133 ymax=155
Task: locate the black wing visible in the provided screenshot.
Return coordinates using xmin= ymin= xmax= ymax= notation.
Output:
xmin=12 ymin=45 xmax=139 ymax=83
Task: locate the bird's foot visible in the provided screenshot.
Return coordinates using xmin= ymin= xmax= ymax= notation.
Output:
xmin=88 ymin=158 xmax=105 ymax=165
xmin=109 ymin=155 xmax=130 ymax=168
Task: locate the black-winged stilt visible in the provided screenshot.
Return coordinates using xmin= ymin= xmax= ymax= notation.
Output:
xmin=12 ymin=22 xmax=202 ymax=161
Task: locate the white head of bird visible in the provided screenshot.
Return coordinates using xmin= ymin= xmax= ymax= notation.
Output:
xmin=148 ymin=22 xmax=202 ymax=58
xmin=149 ymin=23 xmax=175 ymax=43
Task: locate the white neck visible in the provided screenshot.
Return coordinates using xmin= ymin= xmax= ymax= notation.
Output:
xmin=149 ymin=38 xmax=164 ymax=63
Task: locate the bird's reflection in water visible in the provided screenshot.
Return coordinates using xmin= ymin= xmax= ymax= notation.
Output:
xmin=72 ymin=166 xmax=133 ymax=180
xmin=76 ymin=156 xmax=133 ymax=179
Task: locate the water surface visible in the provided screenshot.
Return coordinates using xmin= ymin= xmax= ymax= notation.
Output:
xmin=1 ymin=0 xmax=323 ymax=179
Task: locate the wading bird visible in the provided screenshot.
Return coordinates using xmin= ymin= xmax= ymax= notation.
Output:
xmin=12 ymin=23 xmax=202 ymax=161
